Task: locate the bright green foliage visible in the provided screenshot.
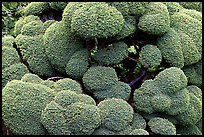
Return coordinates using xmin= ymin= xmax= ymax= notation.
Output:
xmin=156 ymin=28 xmax=184 ymax=68
xmin=110 ymin=2 xmax=129 ymax=16
xmin=175 ymin=92 xmax=202 ymax=126
xmin=43 ymin=21 xmax=84 ymax=74
xmin=92 ymin=127 xmax=115 ymax=135
xmin=62 ymin=2 xmax=87 ymax=27
xmin=2 ymin=45 xmax=29 ymax=88
xmin=54 ymin=78 xmax=83 ymax=94
xmin=139 ymin=44 xmax=162 ymax=68
xmin=2 ymin=63 xmax=29 ymax=88
xmin=49 ymin=2 xmax=68 ymax=11
xmin=14 ymin=15 xmax=40 ymax=36
xmin=163 ymin=2 xmax=183 ymax=15
xmin=179 ymin=2 xmax=202 ymax=12
xmin=171 ymin=12 xmax=202 ymax=56
xmin=93 ymin=41 xmax=129 ymax=65
xmin=41 ymin=90 xmax=101 ymax=135
xmin=21 ymin=73 xmax=43 ymax=84
xmin=180 ymin=9 xmax=202 ymax=21
xmin=133 ymin=67 xmax=190 ymax=115
xmin=2 ymin=46 xmax=20 ymax=69
xmin=15 ymin=35 xmax=55 ymax=77
xmin=148 ymin=117 xmax=176 ymax=135
xmin=40 ymin=80 xmax=55 ymax=89
xmin=138 ymin=2 xmax=170 ymax=35
xmin=127 ymin=2 xmax=148 ymax=19
xmin=21 ymin=20 xmax=43 ymax=36
xmin=129 ymin=129 xmax=149 ymax=135
xmin=2 ymin=35 xmax=15 ymax=47
xmin=98 ymin=98 xmax=134 ymax=132
xmin=41 ymin=20 xmax=56 ymax=33
xmin=82 ymin=66 xmax=118 ymax=92
xmin=2 ymin=80 xmax=55 ymax=135
xmin=94 ymin=81 xmax=131 ymax=100
xmin=24 ymin=2 xmax=50 ymax=16
xmin=114 ymin=15 xmax=136 ymax=40
xmin=177 ymin=124 xmax=202 ymax=135
xmin=66 ymin=49 xmax=89 ymax=80
xmin=71 ymin=2 xmax=124 ymax=39
xmin=182 ymin=60 xmax=202 ymax=88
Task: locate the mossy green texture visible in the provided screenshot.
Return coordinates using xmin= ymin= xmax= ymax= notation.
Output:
xmin=24 ymin=2 xmax=50 ymax=16
xmin=82 ymin=66 xmax=118 ymax=92
xmin=2 ymin=80 xmax=55 ymax=135
xmin=93 ymin=41 xmax=129 ymax=65
xmin=14 ymin=15 xmax=40 ymax=36
xmin=179 ymin=2 xmax=202 ymax=12
xmin=71 ymin=2 xmax=124 ymax=39
xmin=49 ymin=2 xmax=68 ymax=11
xmin=41 ymin=90 xmax=100 ymax=135
xmin=2 ymin=35 xmax=15 ymax=47
xmin=54 ymin=78 xmax=83 ymax=94
xmin=15 ymin=35 xmax=55 ymax=77
xmin=156 ymin=28 xmax=184 ymax=68
xmin=94 ymin=81 xmax=131 ymax=100
xmin=139 ymin=44 xmax=162 ymax=68
xmin=138 ymin=2 xmax=170 ymax=35
xmin=133 ymin=67 xmax=189 ymax=116
xmin=43 ymin=21 xmax=84 ymax=74
xmin=148 ymin=117 xmax=176 ymax=135
xmin=2 ymin=46 xmax=20 ymax=69
xmin=98 ymin=98 xmax=134 ymax=132
xmin=21 ymin=73 xmax=43 ymax=84
xmin=65 ymin=49 xmax=90 ymax=80
xmin=2 ymin=63 xmax=29 ymax=88
xmin=182 ymin=60 xmax=202 ymax=88
xmin=129 ymin=129 xmax=149 ymax=135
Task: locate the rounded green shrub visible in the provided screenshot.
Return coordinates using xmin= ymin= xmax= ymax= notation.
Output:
xmin=24 ymin=2 xmax=50 ymax=16
xmin=93 ymin=41 xmax=128 ymax=65
xmin=2 ymin=80 xmax=55 ymax=135
xmin=71 ymin=2 xmax=125 ymax=39
xmin=139 ymin=44 xmax=162 ymax=68
xmin=138 ymin=2 xmax=170 ymax=35
xmin=148 ymin=117 xmax=176 ymax=135
xmin=66 ymin=49 xmax=89 ymax=80
xmin=98 ymin=98 xmax=134 ymax=132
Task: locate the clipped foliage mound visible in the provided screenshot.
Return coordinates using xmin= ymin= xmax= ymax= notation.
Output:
xmin=2 ymin=2 xmax=202 ymax=135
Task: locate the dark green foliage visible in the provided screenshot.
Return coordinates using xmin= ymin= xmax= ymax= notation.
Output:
xmin=156 ymin=28 xmax=184 ymax=68
xmin=139 ymin=44 xmax=162 ymax=68
xmin=182 ymin=60 xmax=202 ymax=88
xmin=49 ymin=2 xmax=68 ymax=11
xmin=66 ymin=49 xmax=90 ymax=80
xmin=179 ymin=2 xmax=202 ymax=12
xmin=93 ymin=41 xmax=129 ymax=65
xmin=138 ymin=2 xmax=170 ymax=35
